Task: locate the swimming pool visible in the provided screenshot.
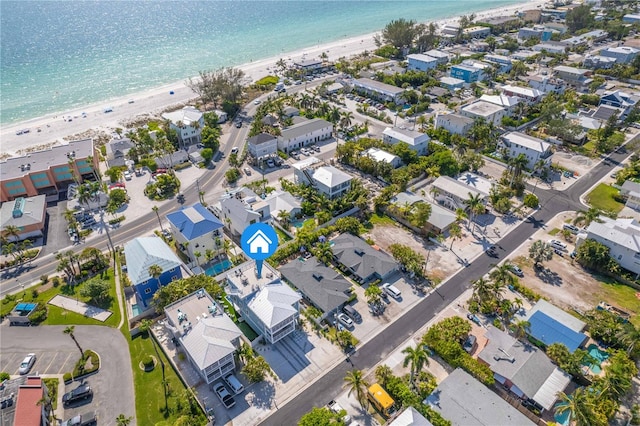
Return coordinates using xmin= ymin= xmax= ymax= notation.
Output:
xmin=554 ymin=409 xmax=571 ymax=426
xmin=205 ymin=259 xmax=233 ymax=276
xmin=132 ymin=303 xmax=141 ymax=316
xmin=583 ymin=343 xmax=609 ymax=374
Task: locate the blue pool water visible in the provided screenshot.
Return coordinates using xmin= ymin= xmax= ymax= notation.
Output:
xmin=554 ymin=410 xmax=570 ymax=426
xmin=131 ymin=304 xmax=141 ymax=316
xmin=583 ymin=344 xmax=609 ymax=374
xmin=206 ymin=260 xmax=233 ymax=276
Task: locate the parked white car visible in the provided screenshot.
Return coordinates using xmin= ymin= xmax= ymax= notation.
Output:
xmin=549 ymin=239 xmax=567 ymax=250
xmin=381 ymin=283 xmax=401 ymax=300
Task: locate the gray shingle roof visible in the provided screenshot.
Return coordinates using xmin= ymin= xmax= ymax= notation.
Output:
xmin=425 ymin=369 xmax=536 ymax=426
xmin=248 ymin=133 xmax=278 ymax=146
xmin=280 ymin=257 xmax=351 ymax=313
xmin=280 ymin=118 xmax=332 ymax=141
xmin=331 ymin=233 xmax=397 ymax=280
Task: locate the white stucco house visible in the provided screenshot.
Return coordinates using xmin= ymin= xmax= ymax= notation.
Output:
xmin=499 ymin=132 xmax=553 ymax=170
xmin=247 ymin=133 xmax=278 ymax=158
xmin=382 ymin=127 xmax=430 ymax=155
xmin=277 ymin=118 xmax=333 ymax=153
xmin=161 ymin=106 xmax=205 ymax=147
xmin=362 ymin=147 xmax=403 ymax=169
xmin=293 ymin=157 xmax=352 ymax=199
xmin=460 ymin=100 xmax=507 ymax=126
xmin=435 ymin=112 xmax=475 ymax=136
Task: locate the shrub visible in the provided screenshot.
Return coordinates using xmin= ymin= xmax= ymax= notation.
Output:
xmin=142 ymin=355 xmax=154 ymax=369
xmin=28 ymin=305 xmax=47 ymax=324
xmin=173 ymin=162 xmax=191 ymax=171
xmin=225 ymin=168 xmax=241 ymax=184
xmin=40 ymin=274 xmax=49 ymax=285
xmin=108 ymin=216 xmax=125 ymax=225
xmin=63 ymin=372 xmax=72 ymax=383
xmin=523 ymin=193 xmax=539 ymax=209
xmin=0 ymin=372 xmax=9 ymax=381
xmin=52 ymin=276 xmax=61 ymax=287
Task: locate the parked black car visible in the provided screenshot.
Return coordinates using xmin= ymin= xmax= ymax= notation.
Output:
xmin=62 ymin=383 xmax=93 ymax=406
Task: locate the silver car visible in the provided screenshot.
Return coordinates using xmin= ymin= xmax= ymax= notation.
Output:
xmin=19 ymin=353 xmax=36 ymax=375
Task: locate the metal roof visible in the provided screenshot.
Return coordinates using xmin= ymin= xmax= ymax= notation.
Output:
xmin=312 ymin=166 xmax=352 ymax=188
xmin=501 ymin=131 xmax=551 ymax=154
xmin=432 ymin=175 xmax=488 ymax=200
xmin=166 ymin=203 xmax=224 ymax=241
xmin=523 ymin=300 xmax=586 ymax=332
xmin=124 ymin=237 xmax=181 ymax=285
xmin=279 ymin=118 xmax=332 ymax=141
xmin=586 ymin=216 xmax=640 ymax=253
xmin=247 ymin=281 xmax=300 ymax=327
xmin=389 ymin=407 xmax=433 ymax=426
xmin=353 ymin=78 xmax=405 ymax=96
xmin=527 ymin=311 xmax=588 ymax=353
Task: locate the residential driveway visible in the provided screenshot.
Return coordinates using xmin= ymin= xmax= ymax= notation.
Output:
xmin=0 ymin=325 xmax=135 ymax=424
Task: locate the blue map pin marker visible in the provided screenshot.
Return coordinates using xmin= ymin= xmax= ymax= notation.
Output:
xmin=240 ymin=223 xmax=279 ymax=278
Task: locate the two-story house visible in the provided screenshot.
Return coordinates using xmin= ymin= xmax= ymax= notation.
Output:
xmin=124 ymin=236 xmax=183 ymax=308
xmin=352 ymin=78 xmax=405 ymax=104
xmin=430 ymin=175 xmax=489 ymax=212
xmin=362 ymin=147 xmax=403 ymax=169
xmin=460 ymin=100 xmax=507 ymax=126
xmin=277 ymin=118 xmax=333 ymax=154
xmin=553 ymin=66 xmax=593 ymax=90
xmin=247 ymin=133 xmax=278 ymax=159
xmin=407 ymin=54 xmax=439 ymax=71
xmin=499 ymin=132 xmax=553 ymax=170
xmin=164 ymin=289 xmax=243 ymax=385
xmin=599 ymin=90 xmax=639 ymax=119
xmin=105 ymin=137 xmax=135 ymax=168
xmin=435 ymin=112 xmax=475 ymax=136
xmin=382 ymin=127 xmax=430 ymax=156
xmin=499 ymin=84 xmax=543 ymax=104
xmin=293 ymin=158 xmax=352 ymax=199
xmin=161 ymin=106 xmax=205 ymax=148
xmin=225 ymin=261 xmax=301 ymax=344
xmin=218 ymin=190 xmax=270 ymax=237
xmin=166 ymin=203 xmax=225 ymax=265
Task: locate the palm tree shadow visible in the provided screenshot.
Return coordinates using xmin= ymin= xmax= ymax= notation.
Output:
xmin=534 ymin=267 xmax=563 ymax=286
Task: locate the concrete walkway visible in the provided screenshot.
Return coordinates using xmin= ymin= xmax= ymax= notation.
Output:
xmin=48 ymin=295 xmax=112 ymax=322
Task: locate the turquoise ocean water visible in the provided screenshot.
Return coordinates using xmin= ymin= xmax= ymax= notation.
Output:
xmin=0 ymin=0 xmax=528 ymax=125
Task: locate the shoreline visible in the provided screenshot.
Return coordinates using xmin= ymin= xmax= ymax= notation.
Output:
xmin=0 ymin=0 xmax=546 ymax=158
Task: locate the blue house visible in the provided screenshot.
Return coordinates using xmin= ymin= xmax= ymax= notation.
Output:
xmin=124 ymin=237 xmax=182 ymax=308
xmin=450 ymin=64 xmax=482 ymax=83
xmin=599 ymin=90 xmax=638 ymax=118
xmin=166 ymin=203 xmax=224 ymax=264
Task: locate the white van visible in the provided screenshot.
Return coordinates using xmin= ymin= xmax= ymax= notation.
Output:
xmin=224 ymin=373 xmax=244 ymax=394
xmin=382 ymin=283 xmax=401 ymax=300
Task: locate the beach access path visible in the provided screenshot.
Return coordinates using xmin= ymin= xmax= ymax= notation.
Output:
xmin=0 ymin=0 xmax=546 ymax=157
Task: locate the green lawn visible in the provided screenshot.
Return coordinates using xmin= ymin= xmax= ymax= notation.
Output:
xmin=237 ymin=321 xmax=259 ymax=341
xmin=598 ymin=277 xmax=640 ymax=328
xmin=548 ymin=228 xmax=560 ymax=236
xmin=123 ymin=327 xmax=206 ymax=425
xmin=586 ymin=183 xmax=624 ymax=215
xmin=275 ymin=227 xmax=292 ymax=243
xmin=1 ymin=269 xmax=121 ymax=327
xmin=367 ymin=213 xmax=396 ymax=227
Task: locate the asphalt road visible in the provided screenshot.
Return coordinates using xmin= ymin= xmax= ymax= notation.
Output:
xmin=0 ymin=325 xmax=135 ymax=423
xmin=261 ymin=145 xmax=635 ymax=424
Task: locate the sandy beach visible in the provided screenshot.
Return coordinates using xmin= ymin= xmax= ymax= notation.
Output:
xmin=0 ymin=0 xmax=546 ymax=158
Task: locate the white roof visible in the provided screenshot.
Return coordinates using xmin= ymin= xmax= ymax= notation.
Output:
xmin=161 ymin=106 xmax=203 ymax=126
xmin=407 ymin=53 xmax=439 ymax=63
xmin=603 ymin=46 xmax=639 ymax=54
xmin=124 ymin=237 xmax=181 ymax=284
xmin=440 ymin=76 xmax=465 ymax=85
xmin=292 ymin=156 xmax=322 ymax=170
xmin=383 ymin=127 xmax=430 ymax=146
xmin=586 ymin=217 xmax=640 ymax=252
xmin=501 ymin=132 xmax=551 ymax=153
xmin=479 ymin=94 xmax=520 ymax=108
xmin=554 ymin=65 xmax=590 ymax=75
xmin=248 ymin=282 xmax=300 ymax=327
xmin=457 ymin=172 xmax=494 ymax=195
xmin=389 ymin=407 xmax=433 ymax=426
xmin=461 ymin=100 xmax=506 ymax=118
xmin=263 ymin=190 xmax=301 ymax=215
xmin=363 ymin=147 xmax=400 ymax=164
xmin=432 ymin=175 xmax=487 ymax=200
xmin=500 ymin=84 xmax=543 ymax=98
xmin=180 ymin=316 xmax=242 ymax=370
xmin=313 ymin=166 xmax=352 ymax=188
xmin=424 ymin=49 xmax=449 ymax=60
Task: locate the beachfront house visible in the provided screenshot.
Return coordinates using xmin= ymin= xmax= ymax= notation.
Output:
xmin=460 ymin=100 xmax=507 ymax=126
xmin=499 ymin=132 xmax=553 ymax=170
xmin=164 ymin=289 xmax=243 ymax=385
xmin=0 ymin=138 xmax=98 ymax=203
xmin=166 ymin=203 xmax=225 ymax=266
xmin=435 ymin=112 xmax=474 ymax=136
xmin=277 ymin=118 xmax=333 ymax=154
xmin=280 ymin=256 xmax=352 ymax=321
xmin=478 ymin=325 xmax=572 ymax=413
xmin=0 ymin=195 xmax=47 ymax=242
xmin=382 ymin=127 xmax=429 ymax=156
xmin=105 ymin=137 xmax=135 ymax=168
xmin=124 ymin=236 xmax=183 ymax=308
xmin=225 ymin=261 xmax=301 ymax=344
xmin=577 ymin=217 xmax=640 ymax=277
xmin=352 ymin=78 xmax=405 ymax=104
xmin=161 ymin=106 xmax=205 ymax=148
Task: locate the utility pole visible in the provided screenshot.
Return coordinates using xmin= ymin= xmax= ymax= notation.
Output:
xmin=99 ymin=210 xmax=115 ymax=257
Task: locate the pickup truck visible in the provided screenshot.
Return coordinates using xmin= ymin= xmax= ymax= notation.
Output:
xmin=61 ymin=412 xmax=97 ymax=426
xmin=327 ymin=400 xmax=351 ymax=424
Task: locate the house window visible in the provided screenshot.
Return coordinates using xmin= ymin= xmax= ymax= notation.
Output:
xmin=172 ymin=275 xmax=178 ymax=281
xmin=144 ymin=288 xmax=152 ymax=294
xmin=618 ymin=254 xmax=622 ymax=260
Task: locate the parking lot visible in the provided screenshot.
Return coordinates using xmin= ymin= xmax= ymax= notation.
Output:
xmin=0 ymin=325 xmax=135 ymax=423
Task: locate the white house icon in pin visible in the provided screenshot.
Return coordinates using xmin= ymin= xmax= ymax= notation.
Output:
xmin=247 ymin=230 xmax=272 ymax=254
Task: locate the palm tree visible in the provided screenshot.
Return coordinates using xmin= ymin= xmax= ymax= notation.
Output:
xmin=554 ymin=388 xmax=595 ymax=426
xmin=489 ymin=263 xmax=517 ymax=290
xmin=277 ymin=210 xmax=291 ymax=229
xmin=115 ymin=414 xmax=133 ymax=426
xmin=401 ymin=345 xmax=429 ymax=386
xmin=193 ymin=251 xmax=202 ymax=268
xmin=339 ymin=111 xmax=354 ymax=132
xmin=148 ymin=264 xmax=163 ymax=289
xmin=365 ymin=285 xmax=382 ymax=305
xmin=528 ymin=240 xmax=554 ymax=268
xmin=573 ymin=208 xmax=602 ymax=227
xmin=472 ymin=277 xmax=492 ymax=302
xmin=2 ymin=224 xmax=21 ymax=242
xmin=512 ymin=320 xmax=531 ymax=339
xmin=448 ymin=223 xmax=463 ymax=249
xmin=375 ymin=364 xmax=393 ymax=388
xmin=327 ymin=106 xmax=341 ymax=125
xmin=63 ymin=326 xmax=84 ymax=357
xmin=508 ymin=154 xmax=528 ymax=188
xmin=464 ymin=193 xmax=485 ymax=234
xmin=313 ymin=242 xmax=333 ymax=265
xmin=343 ymin=369 xmax=370 ymax=409
xmin=151 ymin=205 xmax=164 ymax=232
